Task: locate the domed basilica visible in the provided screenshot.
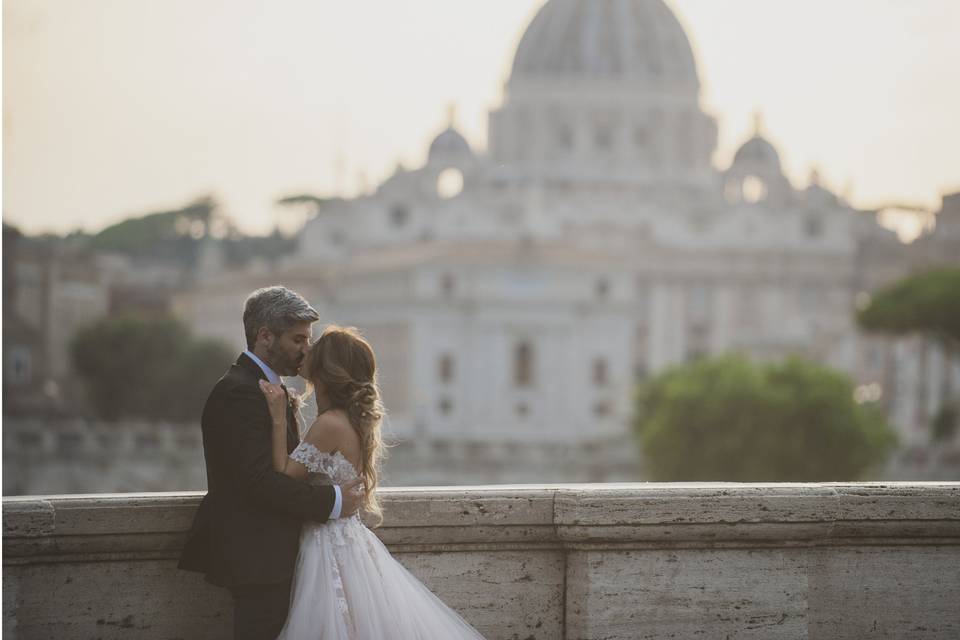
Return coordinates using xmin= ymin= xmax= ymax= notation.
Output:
xmin=179 ymin=0 xmax=959 ymax=483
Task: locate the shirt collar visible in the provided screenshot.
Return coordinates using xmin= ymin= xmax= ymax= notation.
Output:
xmin=243 ymin=350 xmax=282 ymax=385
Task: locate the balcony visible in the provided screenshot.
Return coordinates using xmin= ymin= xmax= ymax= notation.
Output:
xmin=4 ymin=483 xmax=960 ymax=639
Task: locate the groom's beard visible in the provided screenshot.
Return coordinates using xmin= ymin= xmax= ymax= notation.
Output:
xmin=266 ymin=343 xmax=303 ymax=377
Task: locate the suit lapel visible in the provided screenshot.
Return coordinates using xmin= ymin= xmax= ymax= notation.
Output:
xmin=237 ymin=352 xmax=299 ymax=450
xmin=286 ymin=400 xmax=300 ymax=450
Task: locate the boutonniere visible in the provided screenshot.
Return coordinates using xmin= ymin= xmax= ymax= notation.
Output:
xmin=288 ymin=389 xmax=304 ymax=411
xmin=286 ymin=389 xmax=307 ymax=438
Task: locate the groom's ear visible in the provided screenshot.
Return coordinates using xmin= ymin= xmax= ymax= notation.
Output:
xmin=255 ymin=326 xmax=274 ymax=348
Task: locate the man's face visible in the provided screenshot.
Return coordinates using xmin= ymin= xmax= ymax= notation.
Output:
xmin=263 ymin=321 xmax=313 ymax=377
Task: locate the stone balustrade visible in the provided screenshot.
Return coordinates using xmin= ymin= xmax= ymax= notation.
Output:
xmin=4 ymin=483 xmax=960 ymax=639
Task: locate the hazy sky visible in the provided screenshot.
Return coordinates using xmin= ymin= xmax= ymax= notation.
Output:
xmin=4 ymin=0 xmax=960 ymax=236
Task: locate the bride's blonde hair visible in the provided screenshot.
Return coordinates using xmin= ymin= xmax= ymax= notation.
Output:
xmin=300 ymin=325 xmax=386 ymax=526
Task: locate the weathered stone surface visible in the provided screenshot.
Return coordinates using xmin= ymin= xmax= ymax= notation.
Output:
xmin=5 ymin=560 xmax=233 ymax=640
xmin=395 ymin=550 xmax=564 ymax=640
xmin=555 ymin=483 xmax=960 ymax=544
xmin=379 ymin=487 xmax=556 ymax=527
xmin=49 ymin=494 xmax=201 ymax=535
xmin=566 ymin=544 xmax=960 ymax=640
xmin=556 ymin=484 xmax=841 ymax=527
xmin=374 ymin=487 xmax=557 ymax=546
xmin=806 ymin=546 xmax=960 ymax=639
xmin=3 ymin=570 xmax=20 ymax=639
xmin=566 ymin=548 xmax=810 ymax=639
xmin=3 ymin=483 xmax=959 ymax=639
xmin=2 ymin=499 xmax=54 ymax=538
xmin=830 ymin=483 xmax=960 ymax=521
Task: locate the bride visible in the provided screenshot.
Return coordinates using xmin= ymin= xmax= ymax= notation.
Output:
xmin=259 ymin=325 xmax=486 ymax=639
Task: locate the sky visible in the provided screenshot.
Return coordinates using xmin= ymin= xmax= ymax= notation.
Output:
xmin=4 ymin=0 xmax=960 ymax=238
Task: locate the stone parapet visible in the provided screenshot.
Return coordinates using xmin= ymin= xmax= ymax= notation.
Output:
xmin=4 ymin=483 xmax=960 ymax=639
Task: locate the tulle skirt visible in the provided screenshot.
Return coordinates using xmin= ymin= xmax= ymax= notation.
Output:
xmin=277 ymin=516 xmax=486 ymax=639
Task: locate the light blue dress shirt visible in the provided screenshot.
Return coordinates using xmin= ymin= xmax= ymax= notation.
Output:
xmin=244 ymin=350 xmax=343 ymax=519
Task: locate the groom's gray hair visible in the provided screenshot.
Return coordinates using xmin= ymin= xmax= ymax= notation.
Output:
xmin=243 ymin=285 xmax=320 ymax=349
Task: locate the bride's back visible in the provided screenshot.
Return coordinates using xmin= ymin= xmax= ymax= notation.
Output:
xmin=303 ymin=408 xmax=363 ymax=477
xmin=327 ymin=409 xmax=363 ymax=473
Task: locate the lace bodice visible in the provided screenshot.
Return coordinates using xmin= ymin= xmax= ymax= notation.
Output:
xmin=289 ymin=441 xmax=361 ymax=486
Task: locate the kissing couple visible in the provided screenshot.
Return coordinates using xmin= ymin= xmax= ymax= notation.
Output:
xmin=179 ymin=286 xmax=485 ymax=639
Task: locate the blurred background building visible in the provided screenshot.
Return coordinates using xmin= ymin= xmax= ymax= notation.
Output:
xmin=4 ymin=0 xmax=959 ymax=494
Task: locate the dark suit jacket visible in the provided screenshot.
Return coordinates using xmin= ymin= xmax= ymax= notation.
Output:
xmin=178 ymin=353 xmax=335 ymax=587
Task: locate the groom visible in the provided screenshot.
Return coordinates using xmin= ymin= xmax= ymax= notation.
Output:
xmin=179 ymin=285 xmax=364 ymax=640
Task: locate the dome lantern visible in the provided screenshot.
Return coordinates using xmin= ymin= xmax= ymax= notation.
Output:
xmin=427 ymin=106 xmax=473 ymax=165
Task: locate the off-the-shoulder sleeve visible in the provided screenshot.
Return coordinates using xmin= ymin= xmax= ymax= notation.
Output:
xmin=290 ymin=441 xmax=347 ymax=478
xmin=290 ymin=441 xmax=324 ymax=472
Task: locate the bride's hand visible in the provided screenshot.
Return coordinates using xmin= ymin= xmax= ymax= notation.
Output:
xmin=258 ymin=380 xmax=288 ymax=425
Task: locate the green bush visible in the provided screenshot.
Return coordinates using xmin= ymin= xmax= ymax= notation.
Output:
xmin=633 ymin=355 xmax=897 ymax=481
xmin=70 ymin=314 xmax=234 ymax=422
xmin=858 ymin=267 xmax=960 ymax=344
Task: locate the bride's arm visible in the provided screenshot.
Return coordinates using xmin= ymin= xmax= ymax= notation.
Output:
xmin=260 ymin=380 xmax=307 ymax=478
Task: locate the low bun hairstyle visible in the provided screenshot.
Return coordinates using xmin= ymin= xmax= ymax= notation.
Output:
xmin=300 ymin=325 xmax=386 ymax=526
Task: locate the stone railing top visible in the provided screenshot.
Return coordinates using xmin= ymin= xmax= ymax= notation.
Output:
xmin=4 ymin=483 xmax=960 ymax=561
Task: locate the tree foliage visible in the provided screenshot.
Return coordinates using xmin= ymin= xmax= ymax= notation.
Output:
xmin=277 ymin=194 xmax=330 ymax=209
xmin=70 ymin=314 xmax=234 ymax=422
xmin=857 ymin=267 xmax=960 ymax=345
xmin=633 ymin=356 xmax=897 ymax=481
xmin=88 ymin=196 xmax=217 ymax=260
xmin=221 ymin=229 xmax=298 ymax=266
xmin=277 ymin=193 xmax=331 ymax=220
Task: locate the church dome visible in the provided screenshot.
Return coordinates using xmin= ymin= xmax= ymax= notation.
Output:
xmin=509 ymin=0 xmax=700 ymax=91
xmin=732 ymin=135 xmax=782 ymax=173
xmin=725 ymin=126 xmax=793 ymax=206
xmin=428 ymin=126 xmax=472 ymax=164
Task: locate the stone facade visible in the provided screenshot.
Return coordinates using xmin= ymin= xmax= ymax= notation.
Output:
xmin=4 ymin=483 xmax=959 ymax=639
xmin=172 ymin=0 xmax=960 ymax=463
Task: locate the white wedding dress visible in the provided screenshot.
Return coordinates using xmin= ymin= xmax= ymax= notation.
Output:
xmin=277 ymin=441 xmax=487 ymax=640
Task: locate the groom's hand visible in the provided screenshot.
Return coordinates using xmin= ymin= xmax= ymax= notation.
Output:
xmin=340 ymin=477 xmax=365 ymax=518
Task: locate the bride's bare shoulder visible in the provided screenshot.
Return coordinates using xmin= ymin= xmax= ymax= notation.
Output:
xmin=303 ymin=409 xmax=354 ymax=452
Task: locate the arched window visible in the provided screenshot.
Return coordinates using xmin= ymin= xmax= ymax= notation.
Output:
xmin=633 ymin=361 xmax=649 ymax=382
xmin=440 ymin=273 xmax=456 ymax=297
xmin=742 ymin=175 xmax=767 ymax=203
xmin=514 ymin=342 xmax=534 ymax=387
xmin=593 ymin=358 xmax=608 ymax=386
xmin=438 ymin=397 xmax=453 ymax=415
xmin=389 ymin=204 xmax=410 ymax=227
xmin=438 ymin=353 xmax=454 ymax=383
xmin=436 ymin=168 xmax=464 ymax=199
xmin=7 ymin=346 xmax=32 ymax=384
xmin=687 ymin=285 xmax=712 ymax=322
xmin=804 ymin=214 xmax=823 ymax=238
xmin=595 ymin=278 xmax=610 ymax=299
